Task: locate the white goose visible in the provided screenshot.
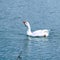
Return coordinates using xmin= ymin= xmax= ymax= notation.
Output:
xmin=23 ymin=21 xmax=49 ymax=37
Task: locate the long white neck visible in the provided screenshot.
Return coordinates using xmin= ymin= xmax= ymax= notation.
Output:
xmin=27 ymin=23 xmax=32 ymax=35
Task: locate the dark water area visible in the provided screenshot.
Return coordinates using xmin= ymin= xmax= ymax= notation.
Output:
xmin=0 ymin=0 xmax=60 ymax=60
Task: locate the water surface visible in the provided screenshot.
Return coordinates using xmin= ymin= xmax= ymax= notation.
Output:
xmin=0 ymin=0 xmax=60 ymax=60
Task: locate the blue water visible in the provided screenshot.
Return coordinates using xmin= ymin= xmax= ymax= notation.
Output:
xmin=0 ymin=0 xmax=60 ymax=60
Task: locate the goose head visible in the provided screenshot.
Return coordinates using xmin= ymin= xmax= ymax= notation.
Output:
xmin=23 ymin=21 xmax=30 ymax=29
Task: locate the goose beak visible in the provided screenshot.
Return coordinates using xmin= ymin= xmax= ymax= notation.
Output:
xmin=23 ymin=21 xmax=26 ymax=24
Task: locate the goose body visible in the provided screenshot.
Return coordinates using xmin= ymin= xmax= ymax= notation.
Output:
xmin=23 ymin=21 xmax=49 ymax=37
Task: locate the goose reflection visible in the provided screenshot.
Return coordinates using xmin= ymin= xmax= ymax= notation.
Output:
xmin=17 ymin=36 xmax=49 ymax=60
xmin=27 ymin=36 xmax=48 ymax=42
